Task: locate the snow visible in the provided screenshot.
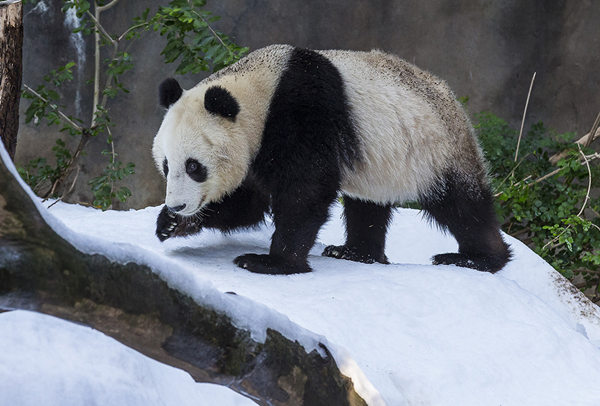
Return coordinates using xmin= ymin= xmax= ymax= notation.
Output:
xmin=0 ymin=310 xmax=256 ymax=406
xmin=3 ymin=144 xmax=600 ymax=405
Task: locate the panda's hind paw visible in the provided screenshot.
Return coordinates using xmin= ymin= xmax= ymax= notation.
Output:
xmin=322 ymin=245 xmax=388 ymax=264
xmin=431 ymin=252 xmax=504 ymax=273
xmin=234 ymin=254 xmax=311 ymax=275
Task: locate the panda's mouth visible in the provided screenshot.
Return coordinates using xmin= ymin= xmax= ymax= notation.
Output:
xmin=182 ymin=195 xmax=206 ymax=217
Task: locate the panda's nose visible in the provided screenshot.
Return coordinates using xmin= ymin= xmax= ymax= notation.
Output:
xmin=167 ymin=204 xmax=186 ymax=213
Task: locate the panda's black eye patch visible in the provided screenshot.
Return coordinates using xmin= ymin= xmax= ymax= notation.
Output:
xmin=162 ymin=158 xmax=168 ymax=177
xmin=185 ymin=158 xmax=207 ymax=182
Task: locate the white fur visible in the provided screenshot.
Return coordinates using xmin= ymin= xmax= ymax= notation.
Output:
xmin=320 ymin=49 xmax=482 ymax=204
xmin=153 ymin=45 xmax=292 ymax=215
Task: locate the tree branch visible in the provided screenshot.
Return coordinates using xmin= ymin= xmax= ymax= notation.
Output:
xmin=85 ymin=9 xmax=115 ymax=46
xmin=96 ymin=0 xmax=120 ymax=12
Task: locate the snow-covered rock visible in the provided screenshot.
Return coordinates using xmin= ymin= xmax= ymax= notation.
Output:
xmin=2 ymin=144 xmax=600 ymax=405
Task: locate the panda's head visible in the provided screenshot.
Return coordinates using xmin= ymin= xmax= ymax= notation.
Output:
xmin=152 ymin=78 xmax=248 ymax=217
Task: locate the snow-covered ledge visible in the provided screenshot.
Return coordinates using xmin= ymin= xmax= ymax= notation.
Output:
xmin=2 ymin=140 xmax=600 ymax=405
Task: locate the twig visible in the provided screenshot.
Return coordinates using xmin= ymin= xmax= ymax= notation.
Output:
xmin=541 ymin=145 xmax=595 ymax=251
xmin=514 ymin=72 xmax=536 ymax=162
xmin=187 ymin=0 xmax=232 ymax=56
xmin=42 ymin=131 xmax=92 ymax=199
xmin=495 ymin=152 xmax=600 ymax=197
xmin=118 ymin=22 xmax=148 ymax=42
xmin=577 ymin=144 xmax=592 ymax=217
xmin=96 ymin=0 xmax=120 ymax=12
xmin=99 ymin=44 xmax=120 ymax=111
xmin=549 ymin=113 xmax=600 ymax=164
xmin=584 ymin=112 xmax=600 ymax=148
xmin=46 ymin=197 xmax=62 ymax=209
xmin=85 ymin=9 xmax=116 ymax=45
xmin=542 ymin=225 xmax=570 ymax=251
xmin=22 ymin=84 xmax=83 ymax=131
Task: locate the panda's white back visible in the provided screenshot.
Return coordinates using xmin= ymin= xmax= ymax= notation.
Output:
xmin=319 ymin=49 xmax=483 ymax=204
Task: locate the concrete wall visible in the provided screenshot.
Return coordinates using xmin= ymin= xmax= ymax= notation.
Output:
xmin=16 ymin=0 xmax=600 ymax=208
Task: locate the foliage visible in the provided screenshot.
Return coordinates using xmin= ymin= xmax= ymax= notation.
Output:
xmin=133 ymin=0 xmax=249 ymax=74
xmin=475 ymin=112 xmax=600 ymax=300
xmin=20 ymin=0 xmax=247 ymax=209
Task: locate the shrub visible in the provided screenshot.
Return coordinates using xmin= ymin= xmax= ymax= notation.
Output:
xmin=475 ymin=112 xmax=600 ymax=301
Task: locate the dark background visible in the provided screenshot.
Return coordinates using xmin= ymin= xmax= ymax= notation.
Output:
xmin=16 ymin=0 xmax=600 ymax=208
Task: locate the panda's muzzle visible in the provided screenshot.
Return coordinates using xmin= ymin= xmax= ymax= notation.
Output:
xmin=167 ymin=204 xmax=186 ymax=213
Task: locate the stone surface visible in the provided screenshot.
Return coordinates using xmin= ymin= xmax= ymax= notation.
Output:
xmin=16 ymin=0 xmax=600 ymax=208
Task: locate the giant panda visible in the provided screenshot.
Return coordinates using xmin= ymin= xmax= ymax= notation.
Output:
xmin=152 ymin=44 xmax=511 ymax=275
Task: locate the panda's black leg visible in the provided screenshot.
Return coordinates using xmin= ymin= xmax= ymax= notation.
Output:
xmin=322 ymin=196 xmax=392 ymax=264
xmin=420 ymin=172 xmax=511 ymax=273
xmin=234 ymin=189 xmax=337 ymax=275
xmin=200 ymin=180 xmax=269 ymax=232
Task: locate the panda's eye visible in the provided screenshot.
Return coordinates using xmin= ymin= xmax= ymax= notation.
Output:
xmin=185 ymin=158 xmax=208 ymax=182
xmin=162 ymin=158 xmax=168 ymax=177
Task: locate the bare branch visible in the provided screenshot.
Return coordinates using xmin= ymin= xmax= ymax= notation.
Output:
xmin=548 ymin=113 xmax=600 ymax=165
xmin=514 ymin=72 xmax=536 ymax=162
xmin=584 ymin=111 xmax=600 ymax=148
xmin=577 ymin=144 xmax=592 ymax=217
xmin=96 ymin=0 xmax=120 ymax=12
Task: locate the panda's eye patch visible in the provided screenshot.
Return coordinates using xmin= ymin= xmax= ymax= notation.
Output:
xmin=185 ymin=158 xmax=207 ymax=182
xmin=162 ymin=158 xmax=168 ymax=177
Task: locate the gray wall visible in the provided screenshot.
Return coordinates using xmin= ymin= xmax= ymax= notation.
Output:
xmin=16 ymin=0 xmax=600 ymax=209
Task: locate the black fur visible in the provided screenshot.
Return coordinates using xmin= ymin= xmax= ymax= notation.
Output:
xmin=322 ymin=196 xmax=392 ymax=264
xmin=162 ymin=158 xmax=168 ymax=177
xmin=204 ymin=85 xmax=240 ymax=120
xmin=185 ymin=158 xmax=208 ymax=183
xmin=419 ymin=172 xmax=511 ymax=273
xmin=159 ymin=78 xmax=183 ymax=109
xmin=240 ymin=48 xmax=360 ymax=274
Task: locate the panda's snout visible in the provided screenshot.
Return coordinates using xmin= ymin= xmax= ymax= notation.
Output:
xmin=167 ymin=204 xmax=186 ymax=213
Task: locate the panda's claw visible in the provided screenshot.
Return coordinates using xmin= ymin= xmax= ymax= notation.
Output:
xmin=156 ymin=205 xmax=181 ymax=242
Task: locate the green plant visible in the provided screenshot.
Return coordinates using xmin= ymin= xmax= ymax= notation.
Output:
xmin=475 ymin=112 xmax=600 ymax=301
xmin=21 ymin=0 xmax=247 ymax=210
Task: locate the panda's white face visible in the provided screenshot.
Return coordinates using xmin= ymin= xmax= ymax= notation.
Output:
xmin=153 ymin=82 xmax=259 ymax=217
xmin=153 ymin=53 xmax=286 ymax=216
xmin=153 ymin=101 xmax=214 ymax=216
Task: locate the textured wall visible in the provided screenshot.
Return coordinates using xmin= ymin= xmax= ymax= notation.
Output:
xmin=16 ymin=0 xmax=600 ymax=208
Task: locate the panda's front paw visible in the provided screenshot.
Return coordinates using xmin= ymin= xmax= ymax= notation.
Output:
xmin=156 ymin=205 xmax=179 ymax=242
xmin=234 ymin=254 xmax=312 ymax=275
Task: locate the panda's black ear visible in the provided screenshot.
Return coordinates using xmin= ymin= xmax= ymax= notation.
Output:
xmin=204 ymin=86 xmax=240 ymax=121
xmin=159 ymin=78 xmax=183 ymax=109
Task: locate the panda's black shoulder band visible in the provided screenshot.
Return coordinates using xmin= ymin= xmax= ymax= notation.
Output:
xmin=204 ymin=85 xmax=240 ymax=121
xmin=159 ymin=78 xmax=183 ymax=109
